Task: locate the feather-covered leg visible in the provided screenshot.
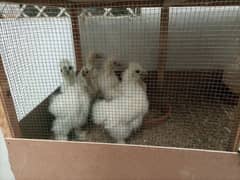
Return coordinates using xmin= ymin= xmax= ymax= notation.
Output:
xmin=74 ymin=127 xmax=87 ymax=141
xmin=52 ymin=117 xmax=72 ymax=140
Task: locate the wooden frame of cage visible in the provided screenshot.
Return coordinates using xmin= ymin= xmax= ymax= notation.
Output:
xmin=5 ymin=138 xmax=240 ymax=180
xmin=0 ymin=0 xmax=240 ymax=151
xmin=0 ymin=0 xmax=240 ymax=179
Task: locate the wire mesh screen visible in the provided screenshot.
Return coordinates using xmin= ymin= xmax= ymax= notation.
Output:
xmin=0 ymin=0 xmax=240 ymax=151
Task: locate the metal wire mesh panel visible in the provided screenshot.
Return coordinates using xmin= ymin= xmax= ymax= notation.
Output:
xmin=0 ymin=0 xmax=240 ymax=152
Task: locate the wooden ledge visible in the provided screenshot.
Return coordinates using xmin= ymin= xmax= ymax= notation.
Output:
xmin=6 ymin=138 xmax=240 ymax=180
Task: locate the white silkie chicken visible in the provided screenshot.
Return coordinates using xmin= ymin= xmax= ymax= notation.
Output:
xmin=0 ymin=128 xmax=16 ymax=180
xmin=96 ymin=57 xmax=121 ymax=100
xmin=85 ymin=52 xmax=121 ymax=100
xmin=59 ymin=60 xmax=76 ymax=93
xmin=49 ymin=60 xmax=90 ymax=140
xmin=92 ymin=62 xmax=149 ymax=143
xmin=83 ymin=52 xmax=101 ymax=99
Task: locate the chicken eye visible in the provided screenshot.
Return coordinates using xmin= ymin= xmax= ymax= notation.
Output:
xmin=135 ymin=70 xmax=140 ymax=74
xmin=60 ymin=69 xmax=63 ymax=73
xmin=85 ymin=70 xmax=88 ymax=74
xmin=69 ymin=66 xmax=73 ymax=70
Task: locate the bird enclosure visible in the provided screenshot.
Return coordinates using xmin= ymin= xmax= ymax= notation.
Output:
xmin=0 ymin=0 xmax=240 ymax=154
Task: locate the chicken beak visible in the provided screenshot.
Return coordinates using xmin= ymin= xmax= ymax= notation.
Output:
xmin=113 ymin=61 xmax=124 ymax=73
xmin=114 ymin=61 xmax=123 ymax=69
xmin=115 ymin=61 xmax=122 ymax=67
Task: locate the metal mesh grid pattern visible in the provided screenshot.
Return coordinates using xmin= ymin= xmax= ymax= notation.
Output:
xmin=0 ymin=0 xmax=239 ymax=151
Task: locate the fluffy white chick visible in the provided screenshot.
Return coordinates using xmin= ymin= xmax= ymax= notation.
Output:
xmin=96 ymin=57 xmax=121 ymax=100
xmin=92 ymin=62 xmax=149 ymax=143
xmin=59 ymin=60 xmax=76 ymax=93
xmin=84 ymin=52 xmax=101 ymax=99
xmin=49 ymin=61 xmax=90 ymax=140
xmin=0 ymin=128 xmax=16 ymax=180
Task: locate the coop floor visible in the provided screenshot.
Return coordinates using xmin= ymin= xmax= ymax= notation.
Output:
xmin=20 ymin=99 xmax=236 ymax=151
xmin=82 ymin=101 xmax=235 ymax=151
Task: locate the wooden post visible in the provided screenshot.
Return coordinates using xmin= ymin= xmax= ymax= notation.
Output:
xmin=158 ymin=7 xmax=169 ymax=80
xmin=0 ymin=56 xmax=21 ymax=137
xmin=69 ymin=7 xmax=82 ymax=70
xmin=0 ymin=98 xmax=12 ymax=137
xmin=229 ymin=102 xmax=240 ymax=151
xmin=3 ymin=0 xmax=240 ymax=8
xmin=232 ymin=125 xmax=240 ymax=152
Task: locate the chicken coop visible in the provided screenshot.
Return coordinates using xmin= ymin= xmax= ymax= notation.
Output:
xmin=0 ymin=0 xmax=240 ymax=179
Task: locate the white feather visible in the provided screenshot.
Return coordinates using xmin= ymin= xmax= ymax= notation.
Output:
xmin=49 ymin=60 xmax=90 ymax=140
xmin=0 ymin=128 xmax=16 ymax=180
xmin=84 ymin=52 xmax=100 ymax=99
xmin=96 ymin=58 xmax=120 ymax=100
xmin=59 ymin=60 xmax=76 ymax=93
xmin=85 ymin=53 xmax=121 ymax=101
xmin=92 ymin=62 xmax=149 ymax=143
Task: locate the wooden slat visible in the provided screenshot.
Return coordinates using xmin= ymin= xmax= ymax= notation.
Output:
xmin=170 ymin=0 xmax=240 ymax=7
xmin=0 ymin=98 xmax=12 ymax=137
xmin=0 ymin=17 xmax=11 ymax=136
xmin=69 ymin=7 xmax=82 ymax=70
xmin=0 ymin=0 xmax=163 ymax=8
xmin=1 ymin=0 xmax=240 ymax=8
xmin=0 ymin=56 xmax=21 ymax=137
xmin=158 ymin=7 xmax=169 ymax=80
xmin=233 ymin=124 xmax=240 ymax=151
xmin=229 ymin=102 xmax=240 ymax=151
xmin=7 ymin=139 xmax=240 ymax=180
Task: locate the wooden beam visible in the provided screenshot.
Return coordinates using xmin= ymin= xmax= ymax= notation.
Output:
xmin=170 ymin=0 xmax=240 ymax=7
xmin=233 ymin=124 xmax=240 ymax=152
xmin=0 ymin=0 xmax=163 ymax=8
xmin=69 ymin=7 xmax=82 ymax=70
xmin=158 ymin=7 xmax=169 ymax=80
xmin=0 ymin=56 xmax=21 ymax=137
xmin=7 ymin=139 xmax=240 ymax=180
xmin=0 ymin=98 xmax=12 ymax=137
xmin=1 ymin=0 xmax=239 ymax=8
xmin=228 ymin=102 xmax=240 ymax=151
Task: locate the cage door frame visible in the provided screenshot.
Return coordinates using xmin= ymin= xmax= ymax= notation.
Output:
xmin=0 ymin=56 xmax=21 ymax=137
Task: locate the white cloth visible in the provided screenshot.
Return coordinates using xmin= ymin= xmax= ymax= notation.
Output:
xmin=0 ymin=128 xmax=15 ymax=180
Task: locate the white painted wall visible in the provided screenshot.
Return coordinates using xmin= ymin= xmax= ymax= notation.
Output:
xmin=0 ymin=17 xmax=75 ymax=121
xmin=168 ymin=7 xmax=240 ymax=70
xmin=79 ymin=8 xmax=161 ymax=70
xmin=80 ymin=7 xmax=240 ymax=70
xmin=0 ymin=7 xmax=239 ymax=121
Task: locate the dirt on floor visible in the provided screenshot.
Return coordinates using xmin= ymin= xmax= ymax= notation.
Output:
xmin=83 ymin=100 xmax=236 ymax=151
xmin=21 ymin=93 xmax=238 ymax=152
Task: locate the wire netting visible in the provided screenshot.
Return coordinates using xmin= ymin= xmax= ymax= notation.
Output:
xmin=0 ymin=0 xmax=240 ymax=151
